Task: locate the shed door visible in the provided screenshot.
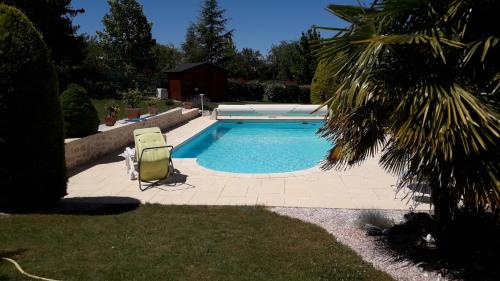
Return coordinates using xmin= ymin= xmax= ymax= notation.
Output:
xmin=170 ymin=80 xmax=182 ymax=101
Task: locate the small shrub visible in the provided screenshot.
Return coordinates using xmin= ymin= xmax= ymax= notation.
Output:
xmin=122 ymin=88 xmax=143 ymax=108
xmin=355 ymin=210 xmax=394 ymax=229
xmin=60 ymin=84 xmax=100 ymax=138
xmin=227 ymin=79 xmax=247 ymax=101
xmin=0 ymin=4 xmax=67 ymax=209
xmin=146 ymin=98 xmax=161 ymax=107
xmin=264 ymin=82 xmax=287 ymax=102
xmin=284 ymin=84 xmax=300 ymax=103
xmin=298 ymin=85 xmax=311 ymax=103
xmin=246 ymin=80 xmax=265 ymax=101
xmin=104 ymin=101 xmax=120 ymax=118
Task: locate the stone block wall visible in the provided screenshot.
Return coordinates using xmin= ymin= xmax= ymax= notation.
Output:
xmin=65 ymin=108 xmax=199 ymax=170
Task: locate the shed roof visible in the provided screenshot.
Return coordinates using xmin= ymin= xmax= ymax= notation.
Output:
xmin=166 ymin=62 xmax=226 ymax=73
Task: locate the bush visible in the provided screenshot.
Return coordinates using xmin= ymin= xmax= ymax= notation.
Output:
xmin=355 ymin=210 xmax=394 ymax=230
xmin=227 ymin=79 xmax=247 ymax=101
xmin=284 ymin=84 xmax=300 ymax=103
xmin=0 ymin=4 xmax=67 ymax=209
xmin=246 ymin=81 xmax=265 ymax=101
xmin=104 ymin=101 xmax=120 ymax=118
xmin=310 ymin=60 xmax=337 ymax=104
xmin=298 ymin=85 xmax=311 ymax=104
xmin=264 ymin=82 xmax=287 ymax=102
xmin=122 ymin=88 xmax=143 ymax=108
xmin=227 ymin=79 xmax=265 ymax=102
xmin=60 ymin=84 xmax=100 ymax=138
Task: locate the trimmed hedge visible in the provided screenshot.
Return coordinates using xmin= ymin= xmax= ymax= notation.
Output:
xmin=264 ymin=83 xmax=287 ymax=102
xmin=60 ymin=84 xmax=100 ymax=138
xmin=246 ymin=81 xmax=265 ymax=101
xmin=311 ymin=60 xmax=337 ymax=104
xmin=227 ymin=79 xmax=310 ymax=103
xmin=0 ymin=4 xmax=67 ymax=209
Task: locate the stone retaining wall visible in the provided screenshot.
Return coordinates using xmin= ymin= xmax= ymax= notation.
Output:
xmin=65 ymin=108 xmax=199 ymax=170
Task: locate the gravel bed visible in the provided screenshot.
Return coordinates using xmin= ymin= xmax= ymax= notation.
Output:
xmin=271 ymin=207 xmax=449 ymax=281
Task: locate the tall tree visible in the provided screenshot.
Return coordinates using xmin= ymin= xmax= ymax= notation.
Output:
xmin=154 ymin=44 xmax=183 ymax=72
xmin=153 ymin=43 xmax=183 ymax=88
xmin=181 ymin=22 xmax=203 ymax=62
xmin=298 ymin=29 xmax=321 ymax=84
xmin=98 ymin=0 xmax=157 ymax=89
xmin=182 ymin=0 xmax=233 ymax=65
xmin=316 ymin=0 xmax=500 ymax=244
xmin=1 ymin=0 xmax=86 ymax=88
xmin=267 ymin=41 xmax=303 ymax=81
xmin=225 ymin=47 xmax=266 ymax=80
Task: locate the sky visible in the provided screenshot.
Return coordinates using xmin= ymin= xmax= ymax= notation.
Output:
xmin=72 ymin=0 xmax=360 ymax=54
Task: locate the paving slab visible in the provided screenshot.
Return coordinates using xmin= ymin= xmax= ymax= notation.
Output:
xmin=66 ymin=116 xmax=431 ymax=210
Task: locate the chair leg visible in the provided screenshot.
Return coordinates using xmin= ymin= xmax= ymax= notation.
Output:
xmin=169 ymin=158 xmax=175 ymax=174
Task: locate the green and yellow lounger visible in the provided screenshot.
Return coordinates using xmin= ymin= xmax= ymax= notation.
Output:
xmin=133 ymin=127 xmax=174 ymax=190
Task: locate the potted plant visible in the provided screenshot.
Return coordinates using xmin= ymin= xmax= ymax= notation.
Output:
xmin=104 ymin=102 xmax=120 ymax=126
xmin=147 ymin=99 xmax=161 ymax=116
xmin=122 ymin=88 xmax=143 ymax=119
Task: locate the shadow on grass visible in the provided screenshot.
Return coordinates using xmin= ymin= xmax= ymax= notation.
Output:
xmin=1 ymin=197 xmax=141 ymax=216
xmin=380 ymin=212 xmax=500 ymax=281
xmin=0 ymin=250 xmax=26 ymax=259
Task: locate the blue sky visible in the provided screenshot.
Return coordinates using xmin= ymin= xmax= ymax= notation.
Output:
xmin=72 ymin=0 xmax=360 ymax=54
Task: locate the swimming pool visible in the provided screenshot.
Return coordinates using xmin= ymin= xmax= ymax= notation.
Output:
xmin=172 ymin=120 xmax=331 ymax=174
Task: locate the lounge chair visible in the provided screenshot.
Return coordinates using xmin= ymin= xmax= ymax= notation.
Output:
xmin=132 ymin=127 xmax=174 ymax=190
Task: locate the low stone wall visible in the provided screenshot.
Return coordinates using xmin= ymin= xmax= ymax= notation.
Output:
xmin=65 ymin=108 xmax=199 ymax=170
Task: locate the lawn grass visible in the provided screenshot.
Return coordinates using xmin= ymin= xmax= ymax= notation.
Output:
xmin=91 ymin=98 xmax=182 ymax=122
xmin=0 ymin=205 xmax=394 ymax=281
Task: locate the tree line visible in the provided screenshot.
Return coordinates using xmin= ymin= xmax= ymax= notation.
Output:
xmin=2 ymin=0 xmax=319 ymax=99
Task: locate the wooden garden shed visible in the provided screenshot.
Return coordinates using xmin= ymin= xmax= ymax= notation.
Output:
xmin=166 ymin=62 xmax=227 ymax=102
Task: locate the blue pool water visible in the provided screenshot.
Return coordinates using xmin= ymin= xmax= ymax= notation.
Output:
xmin=173 ymin=120 xmax=331 ymax=173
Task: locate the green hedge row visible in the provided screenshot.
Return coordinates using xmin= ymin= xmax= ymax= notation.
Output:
xmin=227 ymin=80 xmax=311 ymax=103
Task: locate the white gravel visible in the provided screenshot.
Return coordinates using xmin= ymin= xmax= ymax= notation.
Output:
xmin=271 ymin=207 xmax=449 ymax=281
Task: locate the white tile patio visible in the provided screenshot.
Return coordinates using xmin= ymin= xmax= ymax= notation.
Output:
xmin=66 ymin=116 xmax=431 ymax=210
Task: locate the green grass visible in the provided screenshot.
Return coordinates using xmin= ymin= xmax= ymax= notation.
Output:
xmin=0 ymin=205 xmax=394 ymax=281
xmin=91 ymin=98 xmax=181 ymax=122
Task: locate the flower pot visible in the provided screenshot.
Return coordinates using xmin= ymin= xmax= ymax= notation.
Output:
xmin=126 ymin=107 xmax=141 ymax=119
xmin=104 ymin=116 xmax=117 ymax=126
xmin=183 ymin=102 xmax=193 ymax=109
xmin=148 ymin=105 xmax=159 ymax=116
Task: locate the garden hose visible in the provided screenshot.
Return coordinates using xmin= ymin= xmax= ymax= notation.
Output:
xmin=1 ymin=257 xmax=61 ymax=281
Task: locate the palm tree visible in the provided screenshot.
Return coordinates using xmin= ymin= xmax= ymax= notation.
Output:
xmin=315 ymin=0 xmax=499 ymax=242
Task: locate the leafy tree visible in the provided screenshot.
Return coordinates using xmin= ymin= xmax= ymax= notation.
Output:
xmin=98 ymin=0 xmax=157 ymax=90
xmin=267 ymin=41 xmax=303 ymax=81
xmin=1 ymin=0 xmax=86 ymax=89
xmin=316 ymin=0 xmax=500 ymax=244
xmin=80 ymin=35 xmax=122 ymax=97
xmin=0 ymin=4 xmax=67 ymax=209
xmin=226 ymin=47 xmax=266 ymax=80
xmin=154 ymin=44 xmax=182 ymax=72
xmin=182 ymin=0 xmax=233 ymax=65
xmin=153 ymin=43 xmax=183 ymax=88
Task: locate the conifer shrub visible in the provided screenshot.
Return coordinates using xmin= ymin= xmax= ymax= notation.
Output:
xmin=60 ymin=84 xmax=100 ymax=138
xmin=0 ymin=4 xmax=67 ymax=209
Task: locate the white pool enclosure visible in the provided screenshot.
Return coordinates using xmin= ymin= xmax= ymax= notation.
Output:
xmin=215 ymin=104 xmax=328 ymax=118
